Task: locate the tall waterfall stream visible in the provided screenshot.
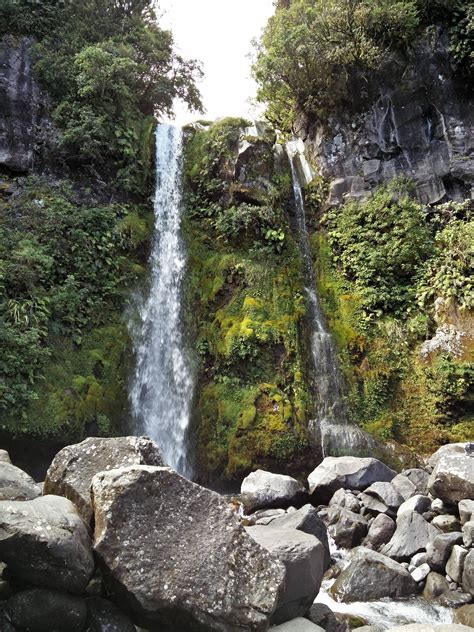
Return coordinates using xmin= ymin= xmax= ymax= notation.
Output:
xmin=130 ymin=124 xmax=194 ymax=477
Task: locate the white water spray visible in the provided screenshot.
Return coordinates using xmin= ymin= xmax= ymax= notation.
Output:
xmin=130 ymin=124 xmax=194 ymax=476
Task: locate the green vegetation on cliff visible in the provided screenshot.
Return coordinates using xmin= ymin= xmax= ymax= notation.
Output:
xmin=182 ymin=120 xmax=312 ymax=480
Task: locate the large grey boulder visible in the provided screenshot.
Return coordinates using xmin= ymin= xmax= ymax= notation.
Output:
xmin=462 ymin=549 xmax=474 ymax=596
xmin=426 ymin=532 xmax=464 ymax=572
xmin=246 ymin=525 xmax=324 ymax=624
xmin=446 ymin=545 xmax=468 ymax=584
xmin=363 ymin=482 xmax=404 ymax=515
xmin=308 ymin=457 xmax=396 ymax=504
xmin=240 ymin=470 xmax=307 ymax=513
xmin=92 ymin=466 xmax=284 ymax=632
xmin=44 ymin=436 xmax=164 ymax=522
xmin=306 ymin=603 xmax=338 ymax=631
xmin=428 ymin=447 xmax=474 ymax=504
xmin=364 ymin=513 xmax=396 ymax=550
xmin=330 ymin=547 xmax=418 ymax=602
xmin=0 ymin=495 xmax=94 ymax=593
xmin=397 ymin=495 xmax=432 ymax=517
xmin=423 ymin=572 xmax=450 ymax=599
xmin=432 ymin=514 xmax=461 ymax=533
xmin=269 ymin=619 xmax=325 ymax=631
xmin=402 ymin=469 xmax=430 ymax=495
xmin=0 ymin=461 xmax=40 ymax=501
xmin=266 ymin=504 xmax=331 ymax=570
xmin=0 ymin=450 xmax=11 ymax=464
xmin=85 ymin=597 xmax=136 ymax=632
xmin=428 ymin=444 xmax=467 ymax=469
xmin=381 ymin=511 xmax=440 ymax=561
xmin=459 ymin=500 xmax=474 ymax=525
xmin=327 ymin=505 xmax=368 ymax=549
xmin=463 ymin=521 xmax=474 ymax=548
xmin=6 ymin=588 xmax=87 ymax=632
xmin=391 ymin=473 xmax=417 ymax=501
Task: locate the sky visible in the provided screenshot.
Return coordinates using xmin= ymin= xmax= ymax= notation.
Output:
xmin=157 ymin=0 xmax=275 ymax=124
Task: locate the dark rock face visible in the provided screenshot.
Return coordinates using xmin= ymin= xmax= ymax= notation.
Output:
xmin=308 ymin=456 xmax=396 ymax=504
xmin=6 ymin=588 xmax=87 ymax=632
xmin=0 ymin=495 xmax=94 ymax=594
xmin=330 ymin=547 xmax=418 ymax=602
xmin=363 ymin=513 xmax=396 ymax=551
xmin=302 ymin=29 xmax=473 ymax=205
xmin=240 ymin=469 xmax=308 ymax=513
xmin=86 ymin=596 xmax=136 ymax=632
xmin=246 ymin=525 xmax=324 ymax=624
xmin=0 ymin=36 xmax=54 ymax=172
xmin=0 ymin=461 xmax=40 ymax=501
xmin=92 ymin=466 xmax=284 ymax=632
xmin=327 ymin=505 xmax=368 ymax=549
xmin=44 ymin=436 xmax=164 ymax=522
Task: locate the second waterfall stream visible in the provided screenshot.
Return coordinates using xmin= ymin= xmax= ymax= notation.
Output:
xmin=130 ymin=124 xmax=194 ymax=477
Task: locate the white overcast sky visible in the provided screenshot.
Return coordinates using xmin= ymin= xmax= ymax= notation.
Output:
xmin=157 ymin=0 xmax=275 ymax=123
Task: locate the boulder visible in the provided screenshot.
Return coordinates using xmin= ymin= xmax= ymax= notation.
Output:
xmin=459 ymin=500 xmax=474 ymax=525
xmin=241 ymin=470 xmax=307 ymax=513
xmin=427 ymin=448 xmax=474 ymax=504
xmin=306 ymin=603 xmax=338 ymax=631
xmin=358 ymin=492 xmax=389 ymax=516
xmin=86 ymin=597 xmax=136 ymax=632
xmin=92 ymin=466 xmax=285 ymax=632
xmin=308 ymin=457 xmax=396 ymax=504
xmin=381 ymin=511 xmax=440 ymax=561
xmin=462 ymin=521 xmax=474 ymax=548
xmin=423 ymin=572 xmax=450 ymax=599
xmin=431 ymin=498 xmax=453 ymax=515
xmin=246 ymin=509 xmax=286 ymax=526
xmin=44 ymin=436 xmax=164 ymax=523
xmin=432 ymin=514 xmax=461 ymax=533
xmin=363 ymin=482 xmax=404 ymax=515
xmin=246 ymin=525 xmax=324 ymax=624
xmin=328 ymin=489 xmax=361 ymax=513
xmin=402 ymin=469 xmax=430 ymax=495
xmin=0 ymin=495 xmax=94 ymax=593
xmin=330 ymin=547 xmax=418 ymax=602
xmin=6 ymin=588 xmax=87 ymax=632
xmin=267 ymin=504 xmax=331 ymax=570
xmin=428 ymin=443 xmax=467 ymax=469
xmin=434 ymin=591 xmax=472 ymax=608
xmin=397 ymin=495 xmax=432 ymax=517
xmin=269 ymin=619 xmax=325 ymax=631
xmin=426 ymin=532 xmax=464 ymax=572
xmin=0 ymin=461 xmax=40 ymax=501
xmin=411 ymin=563 xmax=430 ymax=583
xmin=364 ymin=513 xmax=396 ymax=550
xmin=455 ymin=604 xmax=474 ymax=627
xmin=327 ymin=505 xmax=368 ymax=549
xmin=391 ymin=474 xmax=417 ymax=501
xmin=462 ymin=549 xmax=474 ymax=596
xmin=446 ymin=545 xmax=467 ymax=584
xmin=410 ymin=552 xmax=428 ymax=568
xmin=0 ymin=450 xmax=11 ymax=464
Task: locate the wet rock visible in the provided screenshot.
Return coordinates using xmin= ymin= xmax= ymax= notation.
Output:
xmin=86 ymin=596 xmax=136 ymax=632
xmin=411 ymin=563 xmax=431 ymax=583
xmin=269 ymin=619 xmax=325 ymax=631
xmin=462 ymin=549 xmax=474 ymax=596
xmin=381 ymin=511 xmax=440 ymax=561
xmin=0 ymin=450 xmax=11 ymax=464
xmin=428 ymin=447 xmax=474 ymax=504
xmin=446 ymin=545 xmax=468 ymax=584
xmin=434 ymin=591 xmax=472 ymax=608
xmin=455 ymin=604 xmax=474 ymax=627
xmin=423 ymin=572 xmax=450 ymax=599
xmin=44 ymin=436 xmax=164 ymax=523
xmin=246 ymin=525 xmax=324 ymax=624
xmin=459 ymin=500 xmax=474 ymax=526
xmin=328 ymin=489 xmax=361 ymax=513
xmin=462 ymin=521 xmax=474 ymax=547
xmin=241 ymin=470 xmax=308 ymax=513
xmin=6 ymin=588 xmax=87 ymax=632
xmin=306 ymin=603 xmax=338 ymax=631
xmin=0 ymin=495 xmax=94 ymax=593
xmin=0 ymin=461 xmax=40 ymax=501
xmin=397 ymin=495 xmax=432 ymax=517
xmin=327 ymin=505 xmax=368 ymax=549
xmin=426 ymin=532 xmax=464 ymax=572
xmin=363 ymin=482 xmax=404 ymax=515
xmin=432 ymin=514 xmax=461 ymax=533
xmin=330 ymin=547 xmax=418 ymax=602
xmin=92 ymin=465 xmax=284 ymax=631
xmin=308 ymin=457 xmax=396 ymax=505
xmin=267 ymin=504 xmax=331 ymax=570
xmin=363 ymin=513 xmax=396 ymax=550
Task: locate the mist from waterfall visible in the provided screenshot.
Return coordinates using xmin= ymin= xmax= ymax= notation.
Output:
xmin=129 ymin=124 xmax=194 ymax=477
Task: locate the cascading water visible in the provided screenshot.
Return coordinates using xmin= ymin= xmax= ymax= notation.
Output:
xmin=129 ymin=123 xmax=194 ymax=477
xmin=287 ymin=141 xmax=375 ymax=457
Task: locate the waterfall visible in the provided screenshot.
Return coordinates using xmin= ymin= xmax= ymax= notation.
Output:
xmin=287 ymin=142 xmax=375 ymax=457
xmin=129 ymin=124 xmax=194 ymax=477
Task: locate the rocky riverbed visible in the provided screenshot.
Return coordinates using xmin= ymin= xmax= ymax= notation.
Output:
xmin=0 ymin=438 xmax=472 ymax=631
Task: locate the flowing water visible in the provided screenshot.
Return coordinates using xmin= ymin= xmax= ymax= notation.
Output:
xmin=129 ymin=124 xmax=194 ymax=477
xmin=287 ymin=142 xmax=352 ymax=456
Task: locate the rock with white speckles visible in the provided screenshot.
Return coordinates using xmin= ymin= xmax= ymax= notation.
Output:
xmin=241 ymin=470 xmax=308 ymax=513
xmin=44 ymin=436 xmax=164 ymax=523
xmin=0 ymin=495 xmax=94 ymax=593
xmin=0 ymin=461 xmax=40 ymax=501
xmin=92 ymin=466 xmax=285 ymax=632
